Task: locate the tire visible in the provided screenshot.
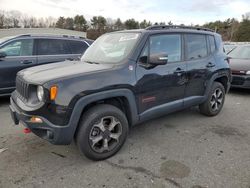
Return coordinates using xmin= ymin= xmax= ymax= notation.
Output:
xmin=199 ymin=82 xmax=225 ymax=116
xmin=76 ymin=104 xmax=129 ymax=161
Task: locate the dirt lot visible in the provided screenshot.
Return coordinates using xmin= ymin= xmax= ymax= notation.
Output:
xmin=0 ymin=89 xmax=250 ymax=188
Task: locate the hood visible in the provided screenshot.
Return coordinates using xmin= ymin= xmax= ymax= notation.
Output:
xmin=18 ymin=61 xmax=114 ymax=84
xmin=230 ymin=59 xmax=250 ymax=72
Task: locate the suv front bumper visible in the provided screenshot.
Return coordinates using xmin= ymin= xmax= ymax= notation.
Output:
xmin=9 ymin=97 xmax=74 ymax=145
xmin=231 ymin=75 xmax=250 ymax=89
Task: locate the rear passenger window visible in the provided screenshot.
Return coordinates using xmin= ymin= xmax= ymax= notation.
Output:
xmin=150 ymin=34 xmax=181 ymax=63
xmin=185 ymin=34 xmax=208 ymax=60
xmin=67 ymin=40 xmax=88 ymax=54
xmin=209 ymin=35 xmax=216 ymax=53
xmin=0 ymin=39 xmax=33 ymax=56
xmin=37 ymin=39 xmax=70 ymax=55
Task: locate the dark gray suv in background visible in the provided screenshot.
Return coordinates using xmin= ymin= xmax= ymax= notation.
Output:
xmin=0 ymin=34 xmax=93 ymax=96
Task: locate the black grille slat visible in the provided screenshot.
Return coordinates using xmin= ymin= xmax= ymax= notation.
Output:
xmin=25 ymin=83 xmax=29 ymax=99
xmin=16 ymin=76 xmax=29 ymax=101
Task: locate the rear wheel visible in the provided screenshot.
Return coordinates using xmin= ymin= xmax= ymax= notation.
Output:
xmin=76 ymin=104 xmax=129 ymax=161
xmin=199 ymin=82 xmax=225 ymax=116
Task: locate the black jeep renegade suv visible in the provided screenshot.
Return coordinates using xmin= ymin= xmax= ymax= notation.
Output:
xmin=10 ymin=25 xmax=231 ymax=160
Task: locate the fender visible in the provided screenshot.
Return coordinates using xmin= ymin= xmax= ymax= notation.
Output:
xmin=66 ymin=89 xmax=139 ymax=139
xmin=204 ymin=70 xmax=231 ymax=100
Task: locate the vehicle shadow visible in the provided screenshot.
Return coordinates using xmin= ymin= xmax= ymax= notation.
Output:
xmin=0 ymin=96 xmax=10 ymax=106
xmin=229 ymin=88 xmax=250 ymax=95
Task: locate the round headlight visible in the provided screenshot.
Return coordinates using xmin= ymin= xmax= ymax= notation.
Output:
xmin=246 ymin=71 xmax=250 ymax=75
xmin=37 ymin=86 xmax=44 ymax=101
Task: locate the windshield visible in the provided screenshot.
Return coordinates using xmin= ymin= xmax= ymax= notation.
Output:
xmin=81 ymin=32 xmax=141 ymax=64
xmin=228 ymin=45 xmax=250 ymax=59
xmin=0 ymin=36 xmax=13 ymax=44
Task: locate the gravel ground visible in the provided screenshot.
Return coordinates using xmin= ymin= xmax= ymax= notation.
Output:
xmin=0 ymin=89 xmax=250 ymax=188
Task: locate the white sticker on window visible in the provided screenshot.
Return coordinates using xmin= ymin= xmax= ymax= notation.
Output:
xmin=119 ymin=34 xmax=139 ymax=42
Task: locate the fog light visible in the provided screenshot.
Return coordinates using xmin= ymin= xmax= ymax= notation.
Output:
xmin=30 ymin=116 xmax=43 ymax=123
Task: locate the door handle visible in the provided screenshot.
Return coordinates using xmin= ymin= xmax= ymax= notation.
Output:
xmin=206 ymin=62 xmax=215 ymax=68
xmin=174 ymin=68 xmax=185 ymax=76
xmin=20 ymin=60 xmax=33 ymax=64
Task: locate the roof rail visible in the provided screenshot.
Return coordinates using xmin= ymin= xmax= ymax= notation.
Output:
xmin=62 ymin=35 xmax=85 ymax=39
xmin=15 ymin=34 xmax=31 ymax=37
xmin=145 ymin=25 xmax=215 ymax=32
xmin=15 ymin=33 xmax=85 ymax=39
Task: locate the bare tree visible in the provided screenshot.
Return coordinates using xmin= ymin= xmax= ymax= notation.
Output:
xmin=37 ymin=18 xmax=45 ymax=28
xmin=242 ymin=12 xmax=250 ymax=20
xmin=46 ymin=17 xmax=57 ymax=28
xmin=0 ymin=12 xmax=4 ymax=28
xmin=29 ymin=17 xmax=37 ymax=28
xmin=106 ymin=17 xmax=115 ymax=30
xmin=9 ymin=10 xmax=21 ymax=28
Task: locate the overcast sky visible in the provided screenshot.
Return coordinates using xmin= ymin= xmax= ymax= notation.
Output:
xmin=0 ymin=0 xmax=250 ymax=25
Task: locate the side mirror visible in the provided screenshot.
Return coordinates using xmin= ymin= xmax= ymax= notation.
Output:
xmin=0 ymin=51 xmax=7 ymax=58
xmin=138 ymin=56 xmax=148 ymax=64
xmin=149 ymin=53 xmax=168 ymax=65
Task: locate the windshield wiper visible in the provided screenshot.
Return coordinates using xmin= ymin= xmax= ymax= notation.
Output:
xmin=84 ymin=61 xmax=100 ymax=64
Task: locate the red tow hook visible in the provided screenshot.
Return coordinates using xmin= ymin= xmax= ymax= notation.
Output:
xmin=23 ymin=128 xmax=31 ymax=134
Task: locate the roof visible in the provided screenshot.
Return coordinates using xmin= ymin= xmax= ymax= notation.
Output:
xmin=0 ymin=28 xmax=86 ymax=38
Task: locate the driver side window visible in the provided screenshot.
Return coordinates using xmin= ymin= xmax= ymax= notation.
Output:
xmin=139 ymin=34 xmax=182 ymax=65
xmin=0 ymin=39 xmax=33 ymax=57
xmin=150 ymin=34 xmax=181 ymax=63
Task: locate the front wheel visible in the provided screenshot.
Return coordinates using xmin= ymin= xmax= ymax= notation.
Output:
xmin=76 ymin=104 xmax=129 ymax=161
xmin=199 ymin=82 xmax=225 ymax=116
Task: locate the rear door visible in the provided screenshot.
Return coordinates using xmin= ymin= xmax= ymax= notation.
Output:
xmin=0 ymin=39 xmax=36 ymax=94
xmin=36 ymin=39 xmax=77 ymax=65
xmin=184 ymin=34 xmax=215 ymax=103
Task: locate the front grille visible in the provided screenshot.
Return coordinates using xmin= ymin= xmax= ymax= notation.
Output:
xmin=232 ymin=76 xmax=245 ymax=86
xmin=16 ymin=76 xmax=29 ymax=101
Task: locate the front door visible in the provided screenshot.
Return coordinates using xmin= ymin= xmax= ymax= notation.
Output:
xmin=136 ymin=33 xmax=187 ymax=114
xmin=0 ymin=39 xmax=36 ymax=94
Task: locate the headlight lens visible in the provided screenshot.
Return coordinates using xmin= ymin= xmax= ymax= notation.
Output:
xmin=37 ymin=86 xmax=44 ymax=101
xmin=246 ymin=71 xmax=250 ymax=75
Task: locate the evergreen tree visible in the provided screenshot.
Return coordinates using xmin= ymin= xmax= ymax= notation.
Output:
xmin=56 ymin=16 xmax=65 ymax=28
xmin=124 ymin=19 xmax=139 ymax=29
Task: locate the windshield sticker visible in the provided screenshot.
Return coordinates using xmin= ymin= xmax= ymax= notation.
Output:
xmin=119 ymin=34 xmax=139 ymax=42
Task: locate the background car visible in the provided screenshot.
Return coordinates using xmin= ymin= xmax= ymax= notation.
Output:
xmin=228 ymin=45 xmax=250 ymax=88
xmin=224 ymin=44 xmax=238 ymax=54
xmin=0 ymin=34 xmax=93 ymax=96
